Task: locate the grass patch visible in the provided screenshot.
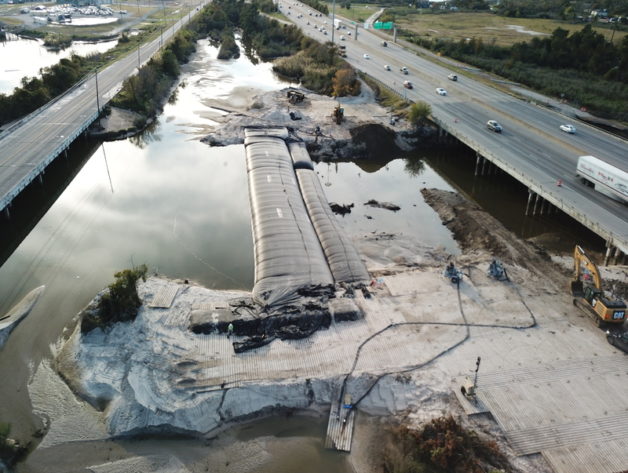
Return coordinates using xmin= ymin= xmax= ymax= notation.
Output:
xmin=326 ymin=2 xmax=378 ymax=24
xmin=392 ymin=11 xmax=627 ymax=47
xmin=360 ymin=72 xmax=408 ymax=111
xmin=0 ymin=16 xmax=23 ymax=26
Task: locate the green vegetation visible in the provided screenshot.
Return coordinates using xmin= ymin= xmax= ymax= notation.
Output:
xmin=382 ymin=416 xmax=511 ymax=473
xmin=43 ymin=33 xmax=72 ymax=50
xmin=359 ymin=72 xmax=410 ymax=111
xmin=0 ymin=54 xmax=97 ymax=126
xmin=111 ymin=29 xmax=197 ymax=117
xmin=495 ymin=0 xmax=628 ymax=19
xmin=0 ymin=20 xmax=165 ymax=126
xmin=387 ymin=11 xmax=626 ymax=46
xmin=407 ymin=101 xmax=432 ymax=126
xmin=81 ymin=265 xmax=148 ymax=333
xmin=274 ymin=41 xmax=359 ymax=95
xmin=326 ymin=2 xmax=378 ymax=23
xmin=252 ymin=0 xmax=278 ymax=14
xmin=403 ymin=25 xmax=628 ymax=121
xmin=301 ymin=0 xmax=329 ymax=15
xmin=217 ymin=30 xmax=240 ymax=59
xmin=1 ymin=0 xmax=359 ymax=127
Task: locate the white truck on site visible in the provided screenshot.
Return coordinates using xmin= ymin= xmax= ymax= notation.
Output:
xmin=576 ymin=155 xmax=628 ymax=204
xmin=333 ymin=18 xmax=342 ymax=29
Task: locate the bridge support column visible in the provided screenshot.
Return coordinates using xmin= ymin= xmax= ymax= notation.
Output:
xmin=532 ymin=193 xmax=540 ymax=216
xmin=604 ymin=244 xmax=614 ymax=266
xmin=474 ymin=154 xmax=481 ymax=176
xmin=4 ymin=205 xmax=10 ymax=219
xmin=38 ymin=173 xmax=44 ymax=185
xmin=481 ymin=157 xmax=488 ymax=176
xmin=525 ymin=190 xmax=533 ymax=216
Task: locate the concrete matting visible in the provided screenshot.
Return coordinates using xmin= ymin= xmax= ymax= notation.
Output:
xmin=473 ymin=356 xmax=628 ymax=473
xmin=148 ymin=285 xmax=179 ymax=308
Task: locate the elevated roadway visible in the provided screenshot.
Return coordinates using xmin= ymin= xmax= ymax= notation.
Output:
xmin=284 ymin=1 xmax=628 ymax=258
xmin=0 ymin=3 xmax=206 ymax=216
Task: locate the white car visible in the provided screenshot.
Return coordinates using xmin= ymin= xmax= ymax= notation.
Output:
xmin=384 ymin=64 xmax=391 ymax=71
xmin=436 ymin=88 xmax=447 ymax=96
xmin=363 ymin=53 xmax=370 ymax=59
xmin=560 ymin=124 xmax=576 ymax=134
xmin=340 ymin=35 xmax=345 ymax=40
xmin=487 ymin=120 xmax=503 ymax=133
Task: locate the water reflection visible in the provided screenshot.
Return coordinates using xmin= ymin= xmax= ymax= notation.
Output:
xmin=316 ymin=156 xmax=459 ymax=254
xmin=0 ymin=37 xmax=117 ymax=94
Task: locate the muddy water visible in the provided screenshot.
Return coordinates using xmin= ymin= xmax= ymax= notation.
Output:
xmin=0 ymin=35 xmax=118 ymax=94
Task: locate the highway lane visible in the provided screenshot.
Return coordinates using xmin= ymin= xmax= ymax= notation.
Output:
xmin=0 ymin=6 xmax=203 ymax=212
xmin=283 ymin=0 xmax=627 ymax=251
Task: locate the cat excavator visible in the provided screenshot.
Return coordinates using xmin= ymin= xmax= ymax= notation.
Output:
xmin=570 ymin=245 xmax=626 ymax=327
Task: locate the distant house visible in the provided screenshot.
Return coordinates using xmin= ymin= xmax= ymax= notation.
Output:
xmin=590 ymin=9 xmax=608 ymax=19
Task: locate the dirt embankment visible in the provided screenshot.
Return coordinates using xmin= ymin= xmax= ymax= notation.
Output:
xmin=421 ymin=188 xmax=571 ymax=286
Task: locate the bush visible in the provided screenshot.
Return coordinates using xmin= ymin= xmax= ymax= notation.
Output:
xmin=217 ymin=30 xmax=240 ymax=59
xmin=407 ymin=101 xmax=432 ymax=126
xmin=382 ymin=416 xmax=511 ymax=473
xmin=81 ymin=265 xmax=148 ymax=333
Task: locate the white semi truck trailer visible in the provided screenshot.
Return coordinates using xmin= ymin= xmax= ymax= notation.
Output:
xmin=576 ymin=155 xmax=628 ymax=204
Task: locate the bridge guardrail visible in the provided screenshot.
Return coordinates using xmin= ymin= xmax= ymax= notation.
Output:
xmin=358 ymin=71 xmax=626 ymax=253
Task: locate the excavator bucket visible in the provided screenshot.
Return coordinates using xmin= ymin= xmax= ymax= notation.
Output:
xmin=570 ymin=280 xmax=584 ymax=297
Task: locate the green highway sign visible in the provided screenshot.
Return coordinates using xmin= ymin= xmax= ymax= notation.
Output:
xmin=374 ymin=21 xmax=393 ymax=29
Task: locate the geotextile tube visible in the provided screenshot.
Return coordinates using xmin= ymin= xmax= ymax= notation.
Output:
xmin=244 ymin=129 xmax=333 ymax=307
xmin=291 ymin=144 xmax=369 ymax=284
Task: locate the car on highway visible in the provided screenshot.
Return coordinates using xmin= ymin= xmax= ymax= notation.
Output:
xmin=436 ymin=88 xmax=447 ymax=96
xmin=400 ymin=66 xmax=408 ymax=75
xmin=607 ymin=330 xmax=628 ymax=353
xmin=403 ymin=80 xmax=413 ymax=89
xmin=560 ymin=124 xmax=576 ymax=134
xmin=384 ymin=64 xmax=391 ymax=71
xmin=340 ymin=35 xmax=345 ymax=40
xmin=363 ymin=53 xmax=370 ymax=59
xmin=487 ymin=120 xmax=503 ymax=133
xmin=448 ymin=74 xmax=458 ymax=81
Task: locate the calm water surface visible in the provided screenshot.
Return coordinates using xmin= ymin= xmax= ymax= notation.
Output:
xmin=0 ymin=38 xmax=452 ymax=472
xmin=0 ymin=35 xmax=118 ymax=94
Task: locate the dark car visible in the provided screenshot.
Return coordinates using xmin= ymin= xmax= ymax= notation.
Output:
xmin=607 ymin=330 xmax=628 ymax=353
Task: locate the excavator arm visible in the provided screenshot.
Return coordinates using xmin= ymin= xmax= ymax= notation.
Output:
xmin=573 ymin=245 xmax=602 ymax=289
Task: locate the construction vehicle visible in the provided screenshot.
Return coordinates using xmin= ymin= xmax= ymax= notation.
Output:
xmin=332 ymin=104 xmax=344 ymax=125
xmin=287 ymin=90 xmax=305 ymax=104
xmin=570 ymin=245 xmax=626 ymax=327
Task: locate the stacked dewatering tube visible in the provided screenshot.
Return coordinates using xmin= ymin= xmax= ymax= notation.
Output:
xmin=243 ymin=129 xmax=369 ymax=306
xmin=244 ymin=131 xmax=333 ymax=305
xmin=290 ymin=142 xmax=370 ymax=284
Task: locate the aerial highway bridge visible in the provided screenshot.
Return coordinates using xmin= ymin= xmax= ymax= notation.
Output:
xmin=1 ymin=1 xmax=627 ymax=262
xmin=0 ymin=2 xmax=205 ymax=219
xmin=285 ymin=1 xmax=627 ymax=262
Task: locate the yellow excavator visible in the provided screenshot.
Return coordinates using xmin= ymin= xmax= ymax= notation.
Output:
xmin=570 ymin=245 xmax=626 ymax=327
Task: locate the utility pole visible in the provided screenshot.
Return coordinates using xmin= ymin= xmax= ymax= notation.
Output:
xmin=137 ymin=44 xmax=140 ymax=67
xmin=95 ymin=68 xmax=100 ymax=113
xmin=331 ymin=0 xmax=336 ymax=44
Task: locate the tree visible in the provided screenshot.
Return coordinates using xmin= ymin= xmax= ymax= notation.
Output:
xmin=161 ymin=49 xmax=180 ymax=77
xmin=407 ymin=101 xmax=431 ymax=127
